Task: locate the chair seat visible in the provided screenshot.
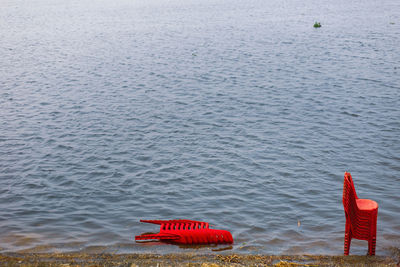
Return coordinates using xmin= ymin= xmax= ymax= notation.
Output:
xmin=356 ymin=198 xmax=378 ymax=211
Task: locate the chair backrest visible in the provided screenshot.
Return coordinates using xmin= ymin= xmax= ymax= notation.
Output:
xmin=342 ymin=172 xmax=358 ymax=224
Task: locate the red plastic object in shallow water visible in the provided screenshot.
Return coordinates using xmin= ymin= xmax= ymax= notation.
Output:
xmin=135 ymin=219 xmax=233 ymax=245
xmin=343 ymin=172 xmax=378 ymax=255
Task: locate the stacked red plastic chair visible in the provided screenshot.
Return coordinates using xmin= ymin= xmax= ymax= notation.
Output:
xmin=135 ymin=219 xmax=233 ymax=245
xmin=342 ymin=172 xmax=378 ymax=255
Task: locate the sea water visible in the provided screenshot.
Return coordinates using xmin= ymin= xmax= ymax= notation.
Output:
xmin=1 ymin=0 xmax=399 ymax=255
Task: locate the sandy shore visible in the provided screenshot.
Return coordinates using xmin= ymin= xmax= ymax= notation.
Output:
xmin=1 ymin=251 xmax=399 ymax=267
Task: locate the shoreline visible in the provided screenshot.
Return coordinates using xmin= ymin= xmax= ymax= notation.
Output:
xmin=1 ymin=251 xmax=399 ymax=267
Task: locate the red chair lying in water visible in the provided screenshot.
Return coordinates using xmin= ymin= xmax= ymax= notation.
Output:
xmin=135 ymin=219 xmax=233 ymax=245
xmin=342 ymin=172 xmax=378 ymax=255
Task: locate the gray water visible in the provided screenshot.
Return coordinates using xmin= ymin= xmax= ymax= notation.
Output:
xmin=1 ymin=0 xmax=400 ymax=255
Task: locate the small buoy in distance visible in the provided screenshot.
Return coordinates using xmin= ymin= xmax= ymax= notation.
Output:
xmin=314 ymin=22 xmax=321 ymax=28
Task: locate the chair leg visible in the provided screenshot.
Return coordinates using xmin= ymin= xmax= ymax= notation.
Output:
xmin=368 ymin=212 xmax=378 ymax=256
xmin=368 ymin=237 xmax=376 ymax=256
xmin=344 ymin=232 xmax=352 ymax=255
xmin=344 ymin=220 xmax=352 ymax=255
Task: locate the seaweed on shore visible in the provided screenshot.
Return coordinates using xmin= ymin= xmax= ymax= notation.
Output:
xmin=0 ymin=252 xmax=399 ymax=267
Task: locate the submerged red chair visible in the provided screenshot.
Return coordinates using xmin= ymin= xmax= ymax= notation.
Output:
xmin=342 ymin=172 xmax=378 ymax=255
xmin=135 ymin=219 xmax=233 ymax=245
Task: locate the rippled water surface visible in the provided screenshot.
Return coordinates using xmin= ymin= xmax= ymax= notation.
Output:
xmin=1 ymin=0 xmax=400 ymax=255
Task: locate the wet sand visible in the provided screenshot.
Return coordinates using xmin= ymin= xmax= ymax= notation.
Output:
xmin=1 ymin=251 xmax=399 ymax=267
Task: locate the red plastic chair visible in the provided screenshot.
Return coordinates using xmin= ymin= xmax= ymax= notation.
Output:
xmin=135 ymin=219 xmax=233 ymax=245
xmin=342 ymin=172 xmax=378 ymax=255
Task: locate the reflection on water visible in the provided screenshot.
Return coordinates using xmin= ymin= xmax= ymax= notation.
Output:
xmin=1 ymin=0 xmax=400 ymax=255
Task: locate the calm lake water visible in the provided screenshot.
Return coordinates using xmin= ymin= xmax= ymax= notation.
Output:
xmin=1 ymin=0 xmax=399 ymax=255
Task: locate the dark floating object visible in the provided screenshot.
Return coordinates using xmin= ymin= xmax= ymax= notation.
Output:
xmin=135 ymin=219 xmax=234 ymax=245
xmin=314 ymin=22 xmax=322 ymax=28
